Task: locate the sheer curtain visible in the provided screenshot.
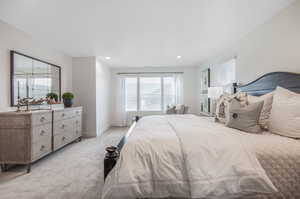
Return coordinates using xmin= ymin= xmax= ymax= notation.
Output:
xmin=174 ymin=74 xmax=184 ymax=105
xmin=114 ymin=77 xmax=127 ymax=126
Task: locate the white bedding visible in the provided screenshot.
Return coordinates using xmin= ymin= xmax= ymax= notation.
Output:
xmin=102 ymin=115 xmax=277 ymax=199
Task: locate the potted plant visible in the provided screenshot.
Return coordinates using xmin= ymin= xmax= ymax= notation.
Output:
xmin=46 ymin=92 xmax=59 ymax=104
xmin=62 ymin=92 xmax=74 ymax=107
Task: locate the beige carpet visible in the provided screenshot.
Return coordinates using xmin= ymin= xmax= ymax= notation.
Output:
xmin=0 ymin=127 xmax=127 ymax=199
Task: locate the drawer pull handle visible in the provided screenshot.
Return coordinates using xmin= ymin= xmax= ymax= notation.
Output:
xmin=40 ymin=130 xmax=45 ymax=136
xmin=62 ymin=113 xmax=65 ymax=117
xmin=40 ymin=117 xmax=45 ymax=122
xmin=62 ymin=136 xmax=66 ymax=141
xmin=76 ymin=111 xmax=79 ymax=114
xmin=61 ymin=124 xmax=65 ymax=129
xmin=40 ymin=145 xmax=45 ymax=151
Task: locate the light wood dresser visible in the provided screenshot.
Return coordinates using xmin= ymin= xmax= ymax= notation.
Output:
xmin=53 ymin=107 xmax=82 ymax=151
xmin=0 ymin=107 xmax=82 ymax=173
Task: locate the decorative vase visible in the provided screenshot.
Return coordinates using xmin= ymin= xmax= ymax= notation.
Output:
xmin=63 ymin=98 xmax=73 ymax=107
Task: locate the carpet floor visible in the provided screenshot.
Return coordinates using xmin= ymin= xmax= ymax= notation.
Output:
xmin=0 ymin=127 xmax=127 ymax=199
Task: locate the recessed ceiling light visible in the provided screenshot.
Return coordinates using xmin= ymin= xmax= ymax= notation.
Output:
xmin=105 ymin=57 xmax=111 ymax=60
xmin=177 ymin=55 xmax=182 ymax=59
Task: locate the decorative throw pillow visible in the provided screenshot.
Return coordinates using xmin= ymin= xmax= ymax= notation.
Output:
xmin=183 ymin=106 xmax=189 ymax=114
xmin=215 ymin=92 xmax=248 ymax=123
xmin=269 ymin=87 xmax=300 ymax=138
xmin=225 ymin=98 xmax=264 ymax=134
xmin=248 ymin=92 xmax=273 ymax=130
xmin=175 ymin=104 xmax=185 ymax=114
xmin=166 ymin=105 xmax=176 ymax=114
xmin=215 ymin=93 xmax=231 ymax=123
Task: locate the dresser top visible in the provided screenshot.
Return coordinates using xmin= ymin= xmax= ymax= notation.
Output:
xmin=0 ymin=106 xmax=82 ymax=116
xmin=52 ymin=106 xmax=82 ymax=112
xmin=0 ymin=109 xmax=52 ymax=116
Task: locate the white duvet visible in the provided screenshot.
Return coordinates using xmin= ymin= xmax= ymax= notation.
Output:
xmin=102 ymin=115 xmax=277 ymax=199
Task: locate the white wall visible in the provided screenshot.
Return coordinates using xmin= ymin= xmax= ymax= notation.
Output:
xmin=196 ymin=0 xmax=300 ymax=113
xmin=72 ymin=57 xmax=111 ymax=137
xmin=72 ymin=57 xmax=97 ymax=137
xmin=96 ymin=59 xmax=111 ymax=135
xmin=198 ymin=0 xmax=300 ymax=85
xmin=235 ymin=0 xmax=300 ymax=84
xmin=110 ymin=66 xmax=197 ymax=126
xmin=0 ymin=20 xmax=73 ymax=112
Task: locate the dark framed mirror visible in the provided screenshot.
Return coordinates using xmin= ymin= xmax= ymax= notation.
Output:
xmin=10 ymin=51 xmax=61 ymax=106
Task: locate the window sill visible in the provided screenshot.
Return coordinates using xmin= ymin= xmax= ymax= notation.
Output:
xmin=126 ymin=110 xmax=164 ymax=113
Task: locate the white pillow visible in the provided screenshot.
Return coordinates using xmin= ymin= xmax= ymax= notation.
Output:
xmin=269 ymin=86 xmax=300 ymax=138
xmin=248 ymin=92 xmax=273 ymax=130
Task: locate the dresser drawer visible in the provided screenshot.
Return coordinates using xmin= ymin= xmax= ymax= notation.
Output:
xmin=31 ymin=112 xmax=52 ymax=126
xmin=53 ymin=119 xmax=72 ymax=135
xmin=74 ymin=128 xmax=81 ymax=138
xmin=0 ymin=115 xmax=31 ymax=129
xmin=73 ymin=116 xmax=82 ymax=127
xmin=70 ymin=126 xmax=82 ymax=140
xmin=53 ymin=132 xmax=72 ymax=151
xmin=31 ymin=138 xmax=52 ymax=161
xmin=53 ymin=110 xmax=74 ymax=121
xmin=31 ymin=123 xmax=52 ymax=143
xmin=73 ymin=108 xmax=82 ymax=117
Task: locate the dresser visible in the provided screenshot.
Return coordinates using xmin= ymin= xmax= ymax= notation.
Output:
xmin=53 ymin=107 xmax=82 ymax=150
xmin=0 ymin=107 xmax=82 ymax=173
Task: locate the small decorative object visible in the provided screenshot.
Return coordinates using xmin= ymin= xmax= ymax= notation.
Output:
xmin=17 ymin=97 xmax=47 ymax=111
xmin=46 ymin=92 xmax=59 ymax=104
xmin=104 ymin=146 xmax=119 ymax=179
xmin=62 ymin=92 xmax=74 ymax=107
xmin=135 ymin=115 xmax=140 ymax=122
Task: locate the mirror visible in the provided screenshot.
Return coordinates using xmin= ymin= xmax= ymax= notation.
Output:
xmin=10 ymin=51 xmax=61 ymax=106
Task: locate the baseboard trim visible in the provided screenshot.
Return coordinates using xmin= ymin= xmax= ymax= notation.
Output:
xmin=100 ymin=123 xmax=111 ymax=134
xmin=82 ymin=131 xmax=97 ymax=138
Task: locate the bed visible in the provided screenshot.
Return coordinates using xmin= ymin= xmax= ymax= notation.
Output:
xmin=102 ymin=72 xmax=300 ymax=199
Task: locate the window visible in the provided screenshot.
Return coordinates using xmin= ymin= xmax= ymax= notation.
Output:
xmin=125 ymin=78 xmax=138 ymax=111
xmin=163 ymin=77 xmax=176 ymax=109
xmin=140 ymin=77 xmax=161 ymax=111
xmin=124 ymin=76 xmax=179 ymax=111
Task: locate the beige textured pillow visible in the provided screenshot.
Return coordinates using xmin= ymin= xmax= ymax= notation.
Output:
xmin=248 ymin=92 xmax=273 ymax=130
xmin=269 ymin=87 xmax=300 ymax=138
xmin=226 ymin=98 xmax=264 ymax=134
xmin=175 ymin=104 xmax=185 ymax=114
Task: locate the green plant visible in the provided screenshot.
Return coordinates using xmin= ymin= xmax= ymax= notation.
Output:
xmin=62 ymin=92 xmax=74 ymax=100
xmin=46 ymin=92 xmax=58 ymax=102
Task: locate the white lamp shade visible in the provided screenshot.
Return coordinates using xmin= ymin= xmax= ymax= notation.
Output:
xmin=208 ymin=87 xmax=223 ymax=99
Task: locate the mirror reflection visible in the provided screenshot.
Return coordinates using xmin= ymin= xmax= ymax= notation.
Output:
xmin=11 ymin=51 xmax=61 ymax=106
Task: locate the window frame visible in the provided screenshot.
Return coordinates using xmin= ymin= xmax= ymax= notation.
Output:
xmin=125 ymin=75 xmax=176 ymax=112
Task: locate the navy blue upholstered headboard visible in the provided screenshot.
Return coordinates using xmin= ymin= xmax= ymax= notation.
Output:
xmin=235 ymin=72 xmax=300 ymax=96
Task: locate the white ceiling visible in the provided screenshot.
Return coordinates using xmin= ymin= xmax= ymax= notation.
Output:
xmin=0 ymin=0 xmax=295 ymax=67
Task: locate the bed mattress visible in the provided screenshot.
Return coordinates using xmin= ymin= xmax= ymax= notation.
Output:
xmin=245 ymin=131 xmax=300 ymax=199
xmin=102 ymin=115 xmax=300 ymax=199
